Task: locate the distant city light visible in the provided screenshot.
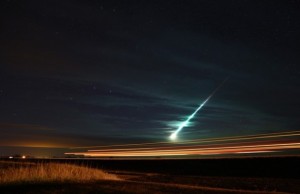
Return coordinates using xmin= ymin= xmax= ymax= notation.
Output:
xmin=22 ymin=155 xmax=26 ymax=159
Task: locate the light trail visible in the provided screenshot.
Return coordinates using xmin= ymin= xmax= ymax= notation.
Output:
xmin=86 ymin=131 xmax=300 ymax=152
xmin=66 ymin=142 xmax=300 ymax=157
xmin=169 ymin=77 xmax=229 ymax=140
xmin=236 ymin=151 xmax=277 ymax=154
xmin=65 ymin=130 xmax=300 ymax=157
xmin=86 ymin=140 xmax=288 ymax=152
xmin=69 ymin=130 xmax=300 ymax=149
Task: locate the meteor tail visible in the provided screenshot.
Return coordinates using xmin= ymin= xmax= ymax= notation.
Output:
xmin=170 ymin=77 xmax=229 ymax=140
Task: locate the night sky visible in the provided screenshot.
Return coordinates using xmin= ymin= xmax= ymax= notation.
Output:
xmin=1 ymin=0 xmax=300 ymax=157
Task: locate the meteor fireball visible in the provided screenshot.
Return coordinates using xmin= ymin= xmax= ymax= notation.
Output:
xmin=169 ymin=78 xmax=228 ymax=140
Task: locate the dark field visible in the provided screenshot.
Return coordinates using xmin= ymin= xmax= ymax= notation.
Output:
xmin=1 ymin=156 xmax=300 ymax=193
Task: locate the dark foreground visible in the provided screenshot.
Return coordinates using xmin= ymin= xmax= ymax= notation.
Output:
xmin=1 ymin=156 xmax=300 ymax=194
xmin=60 ymin=156 xmax=300 ymax=178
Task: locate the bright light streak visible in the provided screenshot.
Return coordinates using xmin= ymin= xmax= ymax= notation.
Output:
xmin=66 ymin=130 xmax=300 ymax=157
xmin=236 ymin=151 xmax=277 ymax=154
xmin=70 ymin=130 xmax=300 ymax=149
xmin=170 ymin=98 xmax=210 ymax=140
xmin=66 ymin=142 xmax=300 ymax=157
xmin=169 ymin=77 xmax=228 ymax=140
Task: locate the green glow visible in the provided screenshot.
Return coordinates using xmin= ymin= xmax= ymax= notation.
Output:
xmin=170 ymin=98 xmax=210 ymax=140
xmin=169 ymin=77 xmax=228 ymax=141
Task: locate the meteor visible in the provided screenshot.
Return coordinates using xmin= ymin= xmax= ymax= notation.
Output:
xmin=169 ymin=77 xmax=229 ymax=140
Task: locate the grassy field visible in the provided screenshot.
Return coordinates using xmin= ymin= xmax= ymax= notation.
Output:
xmin=0 ymin=160 xmax=299 ymax=194
xmin=0 ymin=161 xmax=119 ymax=184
